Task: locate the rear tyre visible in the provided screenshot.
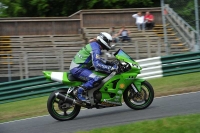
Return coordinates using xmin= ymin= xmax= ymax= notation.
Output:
xmin=123 ymin=81 xmax=154 ymax=110
xmin=47 ymin=89 xmax=81 ymax=121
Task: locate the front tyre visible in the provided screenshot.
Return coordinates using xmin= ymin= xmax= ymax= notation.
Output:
xmin=123 ymin=81 xmax=154 ymax=110
xmin=47 ymin=89 xmax=81 ymax=121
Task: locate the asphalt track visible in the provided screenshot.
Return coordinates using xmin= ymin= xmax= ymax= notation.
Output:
xmin=1 ymin=91 xmax=200 ymax=133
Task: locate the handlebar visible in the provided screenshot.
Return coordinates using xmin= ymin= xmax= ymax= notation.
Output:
xmin=111 ymin=59 xmax=131 ymax=74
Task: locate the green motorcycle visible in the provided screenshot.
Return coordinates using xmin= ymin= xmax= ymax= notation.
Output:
xmin=43 ymin=49 xmax=154 ymax=121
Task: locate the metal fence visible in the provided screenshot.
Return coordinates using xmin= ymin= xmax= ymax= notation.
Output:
xmin=161 ymin=0 xmax=200 ymax=53
xmin=0 ymin=41 xmax=164 ymax=83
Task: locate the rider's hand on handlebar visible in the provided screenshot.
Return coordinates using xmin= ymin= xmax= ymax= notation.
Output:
xmin=110 ymin=64 xmax=119 ymax=73
xmin=106 ymin=60 xmax=115 ymax=66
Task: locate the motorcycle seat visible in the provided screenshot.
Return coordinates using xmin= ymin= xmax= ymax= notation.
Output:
xmin=67 ymin=73 xmax=78 ymax=81
xmin=67 ymin=73 xmax=105 ymax=82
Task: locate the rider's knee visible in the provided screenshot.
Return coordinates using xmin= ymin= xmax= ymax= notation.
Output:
xmin=93 ymin=76 xmax=102 ymax=87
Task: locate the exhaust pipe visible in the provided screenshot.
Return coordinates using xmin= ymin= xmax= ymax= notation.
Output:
xmin=55 ymin=92 xmax=75 ymax=105
xmin=55 ymin=92 xmax=90 ymax=108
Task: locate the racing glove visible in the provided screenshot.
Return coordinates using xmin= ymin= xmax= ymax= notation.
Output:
xmin=110 ymin=64 xmax=119 ymax=73
xmin=106 ymin=60 xmax=115 ymax=66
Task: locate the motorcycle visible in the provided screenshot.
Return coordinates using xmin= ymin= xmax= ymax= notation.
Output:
xmin=43 ymin=49 xmax=154 ymax=121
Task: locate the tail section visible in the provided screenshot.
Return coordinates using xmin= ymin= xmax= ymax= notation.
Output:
xmin=43 ymin=71 xmax=82 ymax=86
xmin=43 ymin=71 xmax=64 ymax=83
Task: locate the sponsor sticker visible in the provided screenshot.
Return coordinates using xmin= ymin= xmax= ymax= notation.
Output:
xmin=114 ymin=99 xmax=120 ymax=102
xmin=115 ymin=96 xmax=120 ymax=98
xmin=117 ymin=90 xmax=122 ymax=94
xmin=120 ymin=83 xmax=125 ymax=89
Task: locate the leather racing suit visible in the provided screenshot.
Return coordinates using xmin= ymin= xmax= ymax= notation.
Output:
xmin=69 ymin=41 xmax=114 ymax=90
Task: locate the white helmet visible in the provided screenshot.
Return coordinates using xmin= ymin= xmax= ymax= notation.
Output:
xmin=96 ymin=32 xmax=112 ymax=51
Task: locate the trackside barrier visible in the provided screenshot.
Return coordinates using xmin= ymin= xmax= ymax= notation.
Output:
xmin=0 ymin=51 xmax=200 ymax=104
xmin=138 ymin=51 xmax=200 ymax=79
xmin=0 ymin=76 xmax=67 ymax=104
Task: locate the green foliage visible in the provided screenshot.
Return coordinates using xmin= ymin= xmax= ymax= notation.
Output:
xmin=0 ymin=0 xmax=160 ymax=17
xmin=0 ymin=2 xmax=7 ymax=17
xmin=165 ymin=0 xmax=197 ymax=28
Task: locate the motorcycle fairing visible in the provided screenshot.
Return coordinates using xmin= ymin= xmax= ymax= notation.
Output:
xmin=98 ymin=72 xmax=144 ymax=105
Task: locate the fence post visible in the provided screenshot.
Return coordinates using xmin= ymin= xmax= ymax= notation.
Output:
xmin=7 ymin=54 xmax=11 ymax=81
xmin=147 ymin=39 xmax=151 ymax=58
xmin=157 ymin=39 xmax=161 ymax=56
xmin=60 ymin=49 xmax=64 ymax=71
xmin=19 ymin=54 xmax=23 ymax=79
xmin=43 ymin=52 xmax=46 ymax=70
xmin=194 ymin=0 xmax=200 ymax=50
xmin=23 ymin=52 xmax=29 ymax=79
xmin=135 ymin=41 xmax=139 ymax=59
xmin=161 ymin=2 xmax=170 ymax=54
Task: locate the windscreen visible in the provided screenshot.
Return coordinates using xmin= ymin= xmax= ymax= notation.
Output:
xmin=114 ymin=49 xmax=134 ymax=61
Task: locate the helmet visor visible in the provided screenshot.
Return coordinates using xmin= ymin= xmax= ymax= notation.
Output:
xmin=107 ymin=40 xmax=112 ymax=47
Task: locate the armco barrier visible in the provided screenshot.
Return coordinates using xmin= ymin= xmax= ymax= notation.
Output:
xmin=0 ymin=76 xmax=67 ymax=104
xmin=0 ymin=51 xmax=200 ymax=104
xmin=161 ymin=52 xmax=200 ymax=76
xmin=138 ymin=51 xmax=200 ymax=79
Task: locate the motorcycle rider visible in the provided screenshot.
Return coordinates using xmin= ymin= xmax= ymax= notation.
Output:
xmin=69 ymin=32 xmax=118 ymax=102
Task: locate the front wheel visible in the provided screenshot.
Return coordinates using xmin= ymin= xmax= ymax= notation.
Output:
xmin=123 ymin=81 xmax=154 ymax=110
xmin=47 ymin=89 xmax=81 ymax=121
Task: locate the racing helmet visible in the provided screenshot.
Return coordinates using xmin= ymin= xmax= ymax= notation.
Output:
xmin=96 ymin=32 xmax=112 ymax=51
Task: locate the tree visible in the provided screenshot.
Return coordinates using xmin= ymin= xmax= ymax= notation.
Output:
xmin=165 ymin=0 xmax=198 ymax=28
xmin=0 ymin=0 xmax=160 ymax=17
xmin=0 ymin=2 xmax=7 ymax=16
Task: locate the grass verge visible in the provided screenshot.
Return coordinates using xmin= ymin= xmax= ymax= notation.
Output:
xmin=76 ymin=113 xmax=200 ymax=133
xmin=148 ymin=72 xmax=200 ymax=97
xmin=0 ymin=72 xmax=200 ymax=123
xmin=0 ymin=96 xmax=48 ymax=123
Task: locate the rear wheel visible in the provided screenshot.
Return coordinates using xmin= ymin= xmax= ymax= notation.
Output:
xmin=47 ymin=89 xmax=81 ymax=121
xmin=123 ymin=81 xmax=154 ymax=110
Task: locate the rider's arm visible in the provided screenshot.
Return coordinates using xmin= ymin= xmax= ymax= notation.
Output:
xmin=100 ymin=58 xmax=115 ymax=66
xmin=91 ymin=49 xmax=113 ymax=73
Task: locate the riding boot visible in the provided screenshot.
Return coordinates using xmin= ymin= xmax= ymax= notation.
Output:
xmin=77 ymin=87 xmax=88 ymax=102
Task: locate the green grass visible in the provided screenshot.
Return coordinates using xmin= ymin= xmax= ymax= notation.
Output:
xmin=0 ymin=96 xmax=48 ymax=123
xmin=148 ymin=72 xmax=200 ymax=96
xmin=76 ymin=113 xmax=200 ymax=133
xmin=0 ymin=72 xmax=200 ymax=123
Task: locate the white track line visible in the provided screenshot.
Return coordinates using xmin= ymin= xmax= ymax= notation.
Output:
xmin=155 ymin=91 xmax=200 ymax=99
xmin=0 ymin=115 xmax=50 ymax=124
xmin=1 ymin=91 xmax=200 ymax=125
xmin=0 ymin=109 xmax=87 ymax=125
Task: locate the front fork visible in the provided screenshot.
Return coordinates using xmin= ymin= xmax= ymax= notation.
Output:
xmin=131 ymin=84 xmax=139 ymax=93
xmin=131 ymin=78 xmax=145 ymax=92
